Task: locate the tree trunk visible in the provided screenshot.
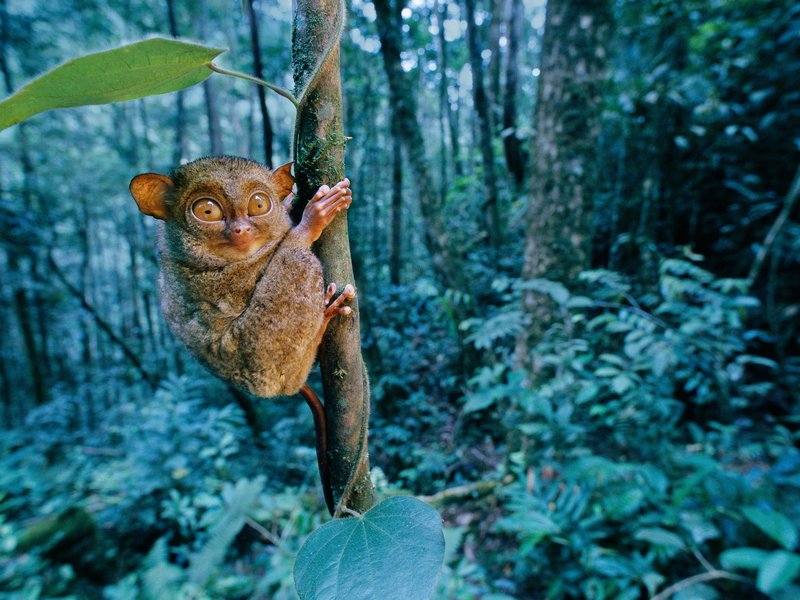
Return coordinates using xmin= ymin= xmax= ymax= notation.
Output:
xmin=373 ymin=0 xmax=463 ymax=291
xmin=516 ymin=0 xmax=613 ymax=370
xmin=248 ymin=0 xmax=274 ymax=167
xmin=389 ymin=111 xmax=403 ymax=285
xmin=464 ymin=0 xmax=501 ymax=248
xmin=292 ymin=0 xmax=373 ymax=516
xmin=435 ymin=5 xmax=463 ymax=180
xmin=166 ymin=0 xmax=187 ymax=165
xmin=502 ymin=0 xmax=525 ymax=184
xmin=487 ymin=0 xmax=505 ymax=122
xmin=0 ymin=15 xmax=47 ymax=408
xmin=200 ymin=0 xmax=223 ymax=155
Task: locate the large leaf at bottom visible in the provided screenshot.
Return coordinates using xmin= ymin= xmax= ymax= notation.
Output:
xmin=0 ymin=38 xmax=224 ymax=131
xmin=294 ymin=496 xmax=444 ymax=600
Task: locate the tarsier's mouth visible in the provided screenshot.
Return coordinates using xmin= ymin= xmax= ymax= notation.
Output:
xmin=215 ymin=237 xmax=266 ymax=260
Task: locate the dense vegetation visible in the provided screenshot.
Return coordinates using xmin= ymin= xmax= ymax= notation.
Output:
xmin=1 ymin=0 xmax=799 ymax=598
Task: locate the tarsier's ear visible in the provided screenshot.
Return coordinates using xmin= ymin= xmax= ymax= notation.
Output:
xmin=271 ymin=162 xmax=294 ymax=198
xmin=129 ymin=173 xmax=173 ymax=220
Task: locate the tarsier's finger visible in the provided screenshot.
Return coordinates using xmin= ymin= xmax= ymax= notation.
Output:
xmin=309 ymin=185 xmax=330 ymax=204
xmin=317 ymin=191 xmax=352 ymax=215
xmin=325 ymin=283 xmax=356 ymax=315
xmin=320 ymin=179 xmax=350 ymax=199
xmin=282 ymin=191 xmax=294 ymax=209
xmin=325 ymin=283 xmax=337 ymax=304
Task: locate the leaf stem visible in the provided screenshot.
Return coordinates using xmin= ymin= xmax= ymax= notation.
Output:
xmin=208 ymin=63 xmax=299 ymax=108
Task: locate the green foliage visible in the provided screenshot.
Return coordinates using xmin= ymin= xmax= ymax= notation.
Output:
xmin=294 ymin=496 xmax=445 ymax=600
xmin=457 ymin=258 xmax=800 ymax=598
xmin=0 ymin=38 xmax=224 ymax=131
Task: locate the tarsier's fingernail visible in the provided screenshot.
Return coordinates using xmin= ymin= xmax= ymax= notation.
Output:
xmin=344 ymin=284 xmax=355 ymax=295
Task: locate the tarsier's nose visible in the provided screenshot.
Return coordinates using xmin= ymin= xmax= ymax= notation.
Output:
xmin=227 ymin=221 xmax=253 ymax=245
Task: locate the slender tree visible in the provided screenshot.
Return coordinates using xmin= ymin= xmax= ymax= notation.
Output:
xmin=248 ymin=0 xmax=274 ymax=167
xmin=389 ymin=112 xmax=403 ymax=285
xmin=516 ymin=0 xmax=613 ymax=370
xmin=464 ymin=0 xmax=501 ymax=248
xmin=165 ymin=0 xmax=187 ymax=165
xmin=502 ymin=0 xmax=525 ymax=184
xmin=373 ymin=0 xmax=463 ymax=291
xmin=200 ymin=0 xmax=223 ymax=155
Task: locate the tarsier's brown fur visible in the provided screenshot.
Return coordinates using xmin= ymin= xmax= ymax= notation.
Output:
xmin=130 ymin=156 xmax=353 ymax=513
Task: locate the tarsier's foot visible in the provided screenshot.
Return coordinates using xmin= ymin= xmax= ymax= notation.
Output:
xmin=324 ymin=282 xmax=356 ymax=323
xmin=302 ymin=179 xmax=353 ymax=243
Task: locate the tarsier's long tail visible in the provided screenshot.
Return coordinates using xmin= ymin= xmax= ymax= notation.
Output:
xmin=299 ymin=384 xmax=334 ymax=515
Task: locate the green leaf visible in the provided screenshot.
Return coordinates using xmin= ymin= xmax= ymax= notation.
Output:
xmin=0 ymin=38 xmax=225 ymax=131
xmin=756 ymin=551 xmax=800 ymax=594
xmin=634 ymin=527 xmax=685 ymax=550
xmin=294 ymin=496 xmax=445 ymax=600
xmin=742 ymin=506 xmax=799 ymax=550
xmin=720 ymin=547 xmax=770 ymax=570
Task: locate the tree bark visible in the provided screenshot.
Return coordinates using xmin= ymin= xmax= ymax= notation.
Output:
xmin=502 ymin=0 xmax=525 ymax=184
xmin=464 ymin=0 xmax=501 ymax=248
xmin=248 ymin=0 xmax=274 ymax=167
xmin=292 ymin=0 xmax=374 ymax=515
xmin=516 ymin=0 xmax=613 ymax=370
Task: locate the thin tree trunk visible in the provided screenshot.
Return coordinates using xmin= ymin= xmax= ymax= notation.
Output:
xmin=435 ymin=0 xmax=449 ymax=204
xmin=488 ymin=0 xmax=505 ymax=121
xmin=374 ymin=0 xmax=463 ymax=291
xmin=166 ymin=0 xmax=187 ymax=164
xmin=293 ymin=0 xmax=373 ymax=515
xmin=248 ymin=0 xmax=274 ymax=167
xmin=516 ymin=0 xmax=613 ymax=370
xmin=199 ymin=0 xmax=224 ymax=155
xmin=502 ymin=0 xmax=525 ymax=184
xmin=464 ymin=0 xmax=501 ymax=248
xmin=0 ymin=11 xmax=47 ymax=407
xmin=202 ymin=80 xmax=224 ymax=155
xmin=389 ymin=111 xmax=403 ymax=285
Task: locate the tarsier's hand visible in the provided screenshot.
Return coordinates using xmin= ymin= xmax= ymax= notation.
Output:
xmin=298 ymin=178 xmax=352 ymax=243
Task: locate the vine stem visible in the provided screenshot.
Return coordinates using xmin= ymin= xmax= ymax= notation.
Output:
xmin=207 ymin=62 xmax=299 ymax=108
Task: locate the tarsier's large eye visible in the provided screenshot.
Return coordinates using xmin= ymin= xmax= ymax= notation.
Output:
xmin=248 ymin=192 xmax=272 ymax=217
xmin=191 ymin=198 xmax=223 ymax=222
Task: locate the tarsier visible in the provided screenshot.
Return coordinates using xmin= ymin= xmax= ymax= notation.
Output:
xmin=129 ymin=156 xmax=354 ymax=514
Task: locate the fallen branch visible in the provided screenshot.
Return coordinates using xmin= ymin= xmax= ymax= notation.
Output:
xmin=419 ymin=476 xmax=513 ymax=507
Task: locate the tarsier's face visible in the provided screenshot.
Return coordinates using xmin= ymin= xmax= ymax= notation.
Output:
xmin=130 ymin=157 xmax=294 ymax=263
xmin=174 ymin=166 xmax=286 ymax=261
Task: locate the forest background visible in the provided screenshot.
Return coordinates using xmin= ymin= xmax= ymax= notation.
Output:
xmin=1 ymin=0 xmax=799 ymax=598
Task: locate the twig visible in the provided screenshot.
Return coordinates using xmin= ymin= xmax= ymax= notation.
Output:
xmin=747 ymin=164 xmax=800 ymax=287
xmin=244 ymin=516 xmax=281 ymax=546
xmin=651 ymin=570 xmax=750 ymax=600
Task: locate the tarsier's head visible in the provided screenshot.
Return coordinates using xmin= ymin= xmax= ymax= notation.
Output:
xmin=129 ymin=156 xmax=294 ymax=262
